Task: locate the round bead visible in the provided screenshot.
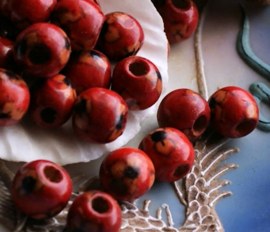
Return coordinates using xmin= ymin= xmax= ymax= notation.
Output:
xmin=139 ymin=127 xmax=195 ymax=182
xmin=99 ymin=147 xmax=155 ymax=201
xmin=64 ymin=50 xmax=111 ymax=94
xmin=72 ymin=87 xmax=128 ymax=143
xmin=11 ymin=159 xmax=72 ymax=219
xmin=29 ymin=74 xmax=76 ymax=128
xmin=157 ymin=89 xmax=210 ymax=141
xmin=51 ymin=0 xmax=104 ymax=51
xmin=0 ymin=68 xmax=30 ymax=126
xmin=13 ymin=22 xmax=71 ymax=78
xmin=1 ymin=0 xmax=57 ymax=30
xmin=112 ymin=56 xmax=162 ymax=110
xmin=154 ymin=0 xmax=199 ymax=44
xmin=208 ymin=86 xmax=259 ymax=138
xmin=66 ymin=191 xmax=122 ymax=232
xmin=96 ymin=12 xmax=144 ymax=61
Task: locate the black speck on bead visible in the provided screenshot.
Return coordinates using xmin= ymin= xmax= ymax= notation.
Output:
xmin=99 ymin=21 xmax=109 ymax=39
xmin=209 ymin=97 xmax=217 ymax=108
xmin=64 ymin=36 xmax=70 ymax=50
xmin=110 ymin=178 xmax=128 ymax=196
xmin=156 ymin=71 xmax=162 ymax=80
xmin=115 ymin=114 xmax=124 ymax=130
xmin=63 ymin=77 xmax=71 ymax=86
xmin=151 ymin=130 xmax=167 ymax=142
xmin=74 ymin=99 xmax=87 ymax=114
xmin=22 ymin=176 xmax=36 ymax=194
xmin=124 ymin=166 xmax=139 ymax=179
xmin=40 ymin=107 xmax=57 ymax=123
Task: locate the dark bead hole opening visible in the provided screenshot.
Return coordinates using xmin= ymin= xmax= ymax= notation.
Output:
xmin=40 ymin=107 xmax=56 ymax=124
xmin=28 ymin=44 xmax=51 ymax=65
xmin=235 ymin=119 xmax=256 ymax=136
xmin=172 ymin=0 xmax=191 ymax=9
xmin=129 ymin=60 xmax=149 ymax=76
xmin=193 ymin=115 xmax=208 ymax=134
xmin=22 ymin=176 xmax=36 ymax=194
xmin=173 ymin=164 xmax=190 ymax=178
xmin=44 ymin=166 xmax=62 ymax=183
xmin=92 ymin=197 xmax=110 ymax=214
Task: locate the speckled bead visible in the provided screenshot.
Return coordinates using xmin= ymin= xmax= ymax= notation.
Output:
xmin=157 ymin=89 xmax=210 ymax=141
xmin=66 ymin=191 xmax=122 ymax=232
xmin=139 ymin=127 xmax=195 ymax=182
xmin=11 ymin=159 xmax=72 ymax=220
xmin=1 ymin=0 xmax=57 ymax=30
xmin=0 ymin=68 xmax=30 ymax=126
xmin=96 ymin=12 xmax=144 ymax=61
xmin=64 ymin=50 xmax=111 ymax=94
xmin=29 ymin=74 xmax=76 ymax=128
xmin=13 ymin=23 xmax=71 ymax=78
xmin=72 ymin=87 xmax=128 ymax=143
xmin=208 ymin=86 xmax=259 ymax=138
xmin=112 ymin=56 xmax=162 ymax=110
xmin=99 ymin=147 xmax=155 ymax=201
xmin=154 ymin=0 xmax=199 ymax=44
xmin=51 ymin=0 xmax=104 ymax=51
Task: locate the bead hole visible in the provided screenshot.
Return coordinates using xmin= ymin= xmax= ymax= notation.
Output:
xmin=173 ymin=164 xmax=190 ymax=178
xmin=44 ymin=166 xmax=62 ymax=183
xmin=193 ymin=115 xmax=208 ymax=134
xmin=172 ymin=0 xmax=191 ymax=9
xmin=40 ymin=107 xmax=56 ymax=124
xmin=129 ymin=60 xmax=149 ymax=76
xmin=28 ymin=44 xmax=51 ymax=65
xmin=235 ymin=120 xmax=257 ymax=136
xmin=92 ymin=197 xmax=110 ymax=214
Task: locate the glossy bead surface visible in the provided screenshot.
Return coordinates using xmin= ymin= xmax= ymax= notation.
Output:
xmin=139 ymin=127 xmax=194 ymax=182
xmin=66 ymin=191 xmax=122 ymax=232
xmin=64 ymin=50 xmax=111 ymax=94
xmin=73 ymin=87 xmax=128 ymax=143
xmin=2 ymin=0 xmax=56 ymax=29
xmin=154 ymin=0 xmax=199 ymax=44
xmin=0 ymin=69 xmax=30 ymax=126
xmin=208 ymin=86 xmax=259 ymax=138
xmin=11 ymin=159 xmax=72 ymax=219
xmin=13 ymin=22 xmax=71 ymax=78
xmin=112 ymin=56 xmax=162 ymax=110
xmin=157 ymin=89 xmax=210 ymax=141
xmin=96 ymin=12 xmax=144 ymax=61
xmin=0 ymin=37 xmax=14 ymax=69
xmin=51 ymin=0 xmax=104 ymax=51
xmin=99 ymin=147 xmax=155 ymax=201
xmin=29 ymin=74 xmax=76 ymax=128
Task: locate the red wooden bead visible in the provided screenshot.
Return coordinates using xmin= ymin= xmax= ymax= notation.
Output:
xmin=139 ymin=127 xmax=195 ymax=182
xmin=112 ymin=56 xmax=162 ymax=110
xmin=64 ymin=50 xmax=111 ymax=94
xmin=0 ymin=37 xmax=14 ymax=69
xmin=1 ymin=0 xmax=57 ymax=30
xmin=72 ymin=87 xmax=128 ymax=143
xmin=51 ymin=0 xmax=104 ymax=51
xmin=157 ymin=89 xmax=210 ymax=141
xmin=208 ymin=86 xmax=259 ymax=138
xmin=66 ymin=191 xmax=122 ymax=232
xmin=29 ymin=74 xmax=76 ymax=128
xmin=96 ymin=12 xmax=144 ymax=61
xmin=99 ymin=147 xmax=155 ymax=201
xmin=13 ymin=23 xmax=71 ymax=78
xmin=11 ymin=159 xmax=72 ymax=219
xmin=0 ymin=69 xmax=30 ymax=126
xmin=154 ymin=0 xmax=199 ymax=44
